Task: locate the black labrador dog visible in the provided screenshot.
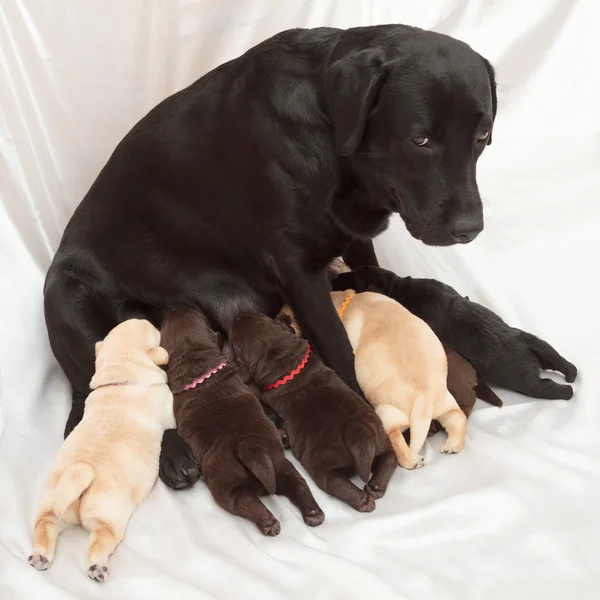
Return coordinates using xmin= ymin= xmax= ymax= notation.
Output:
xmin=333 ymin=266 xmax=577 ymax=399
xmin=44 ymin=25 xmax=497 ymax=489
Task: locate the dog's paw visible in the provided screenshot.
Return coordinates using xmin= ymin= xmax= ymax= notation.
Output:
xmin=28 ymin=551 xmax=52 ymax=571
xmin=159 ymin=429 xmax=200 ymax=490
xmin=398 ymin=454 xmax=425 ymax=470
xmin=88 ymin=563 xmax=109 ymax=583
xmin=564 ymin=363 xmax=577 ymax=384
xmin=303 ymin=508 xmax=325 ymax=527
xmin=441 ymin=441 xmax=464 ymax=454
xmin=260 ymin=518 xmax=281 ymax=537
xmin=357 ymin=493 xmax=376 ymax=513
xmin=365 ymin=481 xmax=385 ymax=500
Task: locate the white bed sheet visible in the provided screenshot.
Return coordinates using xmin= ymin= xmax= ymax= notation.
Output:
xmin=1 ymin=1 xmax=599 ymax=598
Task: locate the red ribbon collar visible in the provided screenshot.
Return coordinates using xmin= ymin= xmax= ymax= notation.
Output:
xmin=263 ymin=344 xmax=311 ymax=391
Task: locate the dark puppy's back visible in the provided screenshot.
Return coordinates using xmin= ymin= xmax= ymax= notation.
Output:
xmin=161 ymin=309 xmax=283 ymax=490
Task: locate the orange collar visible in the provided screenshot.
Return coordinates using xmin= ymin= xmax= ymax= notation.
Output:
xmin=337 ymin=292 xmax=356 ymax=319
xmin=263 ymin=344 xmax=311 ymax=391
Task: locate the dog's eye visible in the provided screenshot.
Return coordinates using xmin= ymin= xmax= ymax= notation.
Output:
xmin=412 ymin=137 xmax=430 ymax=148
xmin=477 ymin=131 xmax=490 ymax=142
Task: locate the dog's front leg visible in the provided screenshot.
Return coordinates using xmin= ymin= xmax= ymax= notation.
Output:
xmin=342 ymin=239 xmax=379 ymax=269
xmin=283 ymin=268 xmax=361 ymax=395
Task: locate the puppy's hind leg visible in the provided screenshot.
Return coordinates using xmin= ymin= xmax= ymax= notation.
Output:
xmin=437 ymin=392 xmax=468 ymax=455
xmin=408 ymin=395 xmax=434 ymax=460
xmin=227 ymin=493 xmax=281 ymax=536
xmin=275 ymin=458 xmax=324 ymax=527
xmin=29 ymin=508 xmax=66 ymax=570
xmin=86 ymin=505 xmax=131 ymax=583
xmin=374 ymin=404 xmax=424 ymax=470
xmin=320 ymin=471 xmax=375 ymax=512
xmin=522 ymin=332 xmax=577 ymax=383
xmin=365 ymin=450 xmax=397 ymax=499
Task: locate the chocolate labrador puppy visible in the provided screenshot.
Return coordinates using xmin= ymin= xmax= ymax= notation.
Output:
xmin=428 ymin=347 xmax=503 ymax=436
xmin=44 ymin=25 xmax=497 ymax=488
xmin=161 ymin=308 xmax=324 ymax=534
xmin=333 ymin=267 xmax=577 ymax=399
xmin=229 ymin=313 xmax=396 ymax=512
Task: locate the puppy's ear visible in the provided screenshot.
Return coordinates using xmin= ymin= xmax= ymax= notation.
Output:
xmin=275 ymin=312 xmax=295 ymax=335
xmin=481 ymin=57 xmax=497 ymax=145
xmin=148 ymin=345 xmax=169 ymax=366
xmin=94 ymin=340 xmax=104 ymax=358
xmin=324 ymin=48 xmax=387 ymax=155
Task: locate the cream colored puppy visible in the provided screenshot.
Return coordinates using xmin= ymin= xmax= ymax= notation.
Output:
xmin=29 ymin=319 xmax=174 ymax=582
xmin=330 ymin=290 xmax=467 ymax=470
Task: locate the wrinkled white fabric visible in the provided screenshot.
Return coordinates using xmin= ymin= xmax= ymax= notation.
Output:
xmin=1 ymin=1 xmax=599 ymax=599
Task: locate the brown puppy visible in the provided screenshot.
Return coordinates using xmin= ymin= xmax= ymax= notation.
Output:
xmin=229 ymin=313 xmax=396 ymax=512
xmin=331 ymin=290 xmax=468 ymax=469
xmin=429 ymin=347 xmax=503 ymax=436
xmin=161 ymin=308 xmax=323 ymax=535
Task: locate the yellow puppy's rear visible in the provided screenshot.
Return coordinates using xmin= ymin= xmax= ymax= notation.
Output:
xmin=29 ymin=319 xmax=174 ymax=582
xmin=331 ymin=290 xmax=467 ymax=469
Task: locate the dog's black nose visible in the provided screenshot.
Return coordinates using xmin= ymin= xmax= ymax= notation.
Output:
xmin=450 ymin=218 xmax=482 ymax=244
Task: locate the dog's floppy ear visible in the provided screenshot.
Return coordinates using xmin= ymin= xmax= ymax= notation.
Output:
xmin=94 ymin=340 xmax=104 ymax=358
xmin=324 ymin=48 xmax=387 ymax=155
xmin=148 ymin=345 xmax=169 ymax=366
xmin=481 ymin=57 xmax=497 ymax=145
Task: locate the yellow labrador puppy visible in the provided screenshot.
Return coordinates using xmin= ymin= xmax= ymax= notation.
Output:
xmin=330 ymin=290 xmax=467 ymax=470
xmin=29 ymin=319 xmax=173 ymax=582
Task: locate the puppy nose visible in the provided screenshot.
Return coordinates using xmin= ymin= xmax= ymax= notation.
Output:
xmin=450 ymin=218 xmax=482 ymax=244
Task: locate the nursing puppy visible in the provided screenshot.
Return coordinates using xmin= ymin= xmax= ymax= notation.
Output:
xmin=161 ymin=308 xmax=323 ymax=535
xmin=29 ymin=319 xmax=173 ymax=582
xmin=331 ymin=290 xmax=467 ymax=469
xmin=280 ymin=303 xmax=501 ymax=439
xmin=229 ymin=313 xmax=395 ymax=511
xmin=333 ymin=267 xmax=577 ymax=400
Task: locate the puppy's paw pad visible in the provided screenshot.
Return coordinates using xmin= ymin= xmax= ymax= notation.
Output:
xmin=303 ymin=509 xmax=325 ymax=527
xmin=440 ymin=443 xmax=463 ymax=454
xmin=88 ymin=564 xmax=109 ymax=583
xmin=357 ymin=494 xmax=376 ymax=513
xmin=28 ymin=552 xmax=51 ymax=571
xmin=261 ymin=519 xmax=281 ymax=537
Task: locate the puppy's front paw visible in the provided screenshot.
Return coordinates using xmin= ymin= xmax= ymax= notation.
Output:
xmin=88 ymin=563 xmax=109 ymax=583
xmin=440 ymin=441 xmax=464 ymax=454
xmin=159 ymin=429 xmax=200 ymax=490
xmin=28 ymin=551 xmax=52 ymax=571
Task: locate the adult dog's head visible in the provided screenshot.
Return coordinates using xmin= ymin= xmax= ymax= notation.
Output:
xmin=325 ymin=27 xmax=497 ymax=246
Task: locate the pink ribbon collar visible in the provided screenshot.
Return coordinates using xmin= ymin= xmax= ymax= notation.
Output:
xmin=182 ymin=361 xmax=227 ymax=391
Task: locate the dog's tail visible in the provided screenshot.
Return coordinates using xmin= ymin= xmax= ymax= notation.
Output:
xmin=236 ymin=440 xmax=277 ymax=495
xmin=52 ymin=463 xmax=95 ymax=520
xmin=345 ymin=424 xmax=376 ymax=483
xmin=476 ymin=380 xmax=503 ymax=407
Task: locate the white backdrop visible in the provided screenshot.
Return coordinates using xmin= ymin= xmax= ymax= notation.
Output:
xmin=1 ymin=1 xmax=599 ymax=599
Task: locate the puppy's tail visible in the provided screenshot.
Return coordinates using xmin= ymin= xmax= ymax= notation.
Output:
xmin=345 ymin=425 xmax=376 ymax=483
xmin=475 ymin=380 xmax=503 ymax=407
xmin=52 ymin=463 xmax=95 ymax=520
xmin=236 ymin=440 xmax=277 ymax=495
